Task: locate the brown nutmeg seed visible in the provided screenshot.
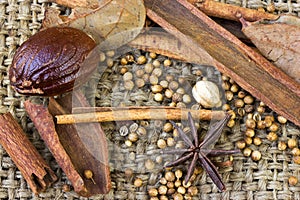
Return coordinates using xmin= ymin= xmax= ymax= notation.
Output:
xmin=9 ymin=27 xmax=97 ymax=96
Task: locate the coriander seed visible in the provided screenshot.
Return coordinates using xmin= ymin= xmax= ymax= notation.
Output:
xmin=174 ymin=179 xmax=181 ymax=187
xmin=125 ymin=140 xmax=132 ymax=147
xmin=267 ymin=132 xmax=278 ymax=141
xmin=160 ymin=195 xmax=168 ymax=200
xmin=149 ymin=75 xmax=159 ymax=85
xmin=128 ymin=132 xmax=139 ymax=142
xmin=243 ymin=95 xmax=254 ymax=104
xmin=163 ymin=59 xmax=172 ymax=66
xmin=120 ymin=66 xmax=128 ymax=74
xmin=137 ymin=55 xmax=147 ymax=64
xmin=149 ymin=52 xmax=157 ymax=59
xmin=251 ymin=150 xmax=261 ymax=161
xmin=256 ymin=120 xmax=266 ymax=129
xmin=245 ymin=129 xmax=255 ymax=137
xmin=84 ymin=169 xmax=96 ymax=184
xmin=120 ymin=57 xmax=128 ymax=65
xmin=237 ymin=90 xmax=246 ymax=99
xmin=152 ymin=59 xmax=161 ymax=67
xmin=134 ymin=178 xmax=143 ymax=187
xmin=135 ymin=78 xmax=145 ymax=88
xmin=160 ymin=80 xmax=169 ymax=88
xmin=175 ymin=169 xmax=183 ymax=179
xmin=288 ymin=138 xmax=297 ymax=149
xmin=269 ymin=123 xmax=279 ymax=132
xmin=253 ymin=137 xmax=262 ymax=146
xmin=163 ymin=122 xmax=173 ymax=132
xmin=165 ymin=74 xmax=174 ymax=82
xmin=292 ymin=148 xmax=300 ymax=156
xmin=123 ymin=72 xmax=133 ymax=81
xmin=169 ymin=81 xmax=179 ymax=91
xmin=234 ymin=99 xmax=244 ymax=108
xmin=157 ymin=139 xmax=167 ymax=149
xmin=225 ymin=91 xmax=234 ymax=101
xmin=152 ymin=68 xmax=163 ymax=77
xmin=294 ymin=156 xmax=300 ymax=164
xmin=278 ymin=141 xmax=287 ymax=151
xmin=188 ymin=186 xmax=198 ymax=196
xmin=222 ymin=104 xmax=231 ymax=111
xmin=160 ymin=177 xmax=167 ymax=185
xmin=165 ymin=171 xmax=176 ymax=182
xmin=167 ymin=181 xmax=175 ymax=189
xmin=173 ymin=193 xmax=184 ymax=200
xmin=236 ymin=140 xmax=246 ymax=149
xmin=257 ymin=106 xmax=265 ymax=114
xmin=135 ymin=69 xmax=145 ymax=77
xmin=124 ymin=80 xmax=134 ymax=90
xmin=246 ymin=118 xmax=256 ymax=129
xmin=167 ymin=137 xmax=176 ymax=147
xmin=148 ymin=188 xmax=158 ymax=197
xmin=145 ymin=159 xmax=155 ymax=170
xmin=62 ymin=184 xmax=71 ymax=192
xmin=158 ymin=185 xmax=168 ymax=195
xmin=168 ymin=188 xmax=176 ymax=195
xmin=177 ymin=186 xmax=186 ymax=194
xmin=154 ymin=93 xmax=163 ymax=102
xmin=151 ymin=85 xmax=163 ymax=93
xmin=244 ymin=136 xmax=252 ymax=145
xmin=227 ymin=119 xmax=235 ymax=128
xmin=289 ymin=176 xmax=298 ymax=186
xmin=243 ymin=147 xmax=252 ymax=157
xmin=144 ymin=63 xmax=154 ymax=74
xmin=277 ymin=116 xmax=287 ymax=124
xmin=165 ymin=89 xmax=174 ymax=99
xmin=182 ymin=94 xmax=192 ymax=104
xmin=230 ymin=83 xmax=239 ymax=93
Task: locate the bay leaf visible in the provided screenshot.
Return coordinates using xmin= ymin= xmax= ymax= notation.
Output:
xmin=44 ymin=0 xmax=146 ymax=50
xmin=128 ymin=30 xmax=214 ymax=65
xmin=241 ymin=15 xmax=300 ymax=83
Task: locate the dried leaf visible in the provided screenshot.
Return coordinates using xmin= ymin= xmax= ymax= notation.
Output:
xmin=128 ymin=30 xmax=213 ymax=64
xmin=44 ymin=0 xmax=146 ymax=49
xmin=241 ymin=15 xmax=300 ymax=83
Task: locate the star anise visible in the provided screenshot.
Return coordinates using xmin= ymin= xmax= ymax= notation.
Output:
xmin=162 ymin=112 xmax=240 ymax=191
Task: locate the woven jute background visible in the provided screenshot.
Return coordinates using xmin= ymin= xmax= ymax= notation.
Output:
xmin=0 ymin=0 xmax=300 ymax=200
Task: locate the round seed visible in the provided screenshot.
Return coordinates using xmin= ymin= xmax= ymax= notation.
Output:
xmin=288 ymin=138 xmax=297 ymax=149
xmin=277 ymin=116 xmax=287 ymax=124
xmin=137 ymin=55 xmax=147 ymax=64
xmin=243 ymin=147 xmax=252 ymax=157
xmin=251 ymin=150 xmax=261 ymax=161
xmin=134 ymin=178 xmax=143 ymax=187
xmin=123 ymin=72 xmax=133 ymax=81
xmin=253 ymin=137 xmax=262 ymax=146
xmin=152 ymin=59 xmax=161 ymax=67
xmin=163 ymin=59 xmax=172 ymax=67
xmin=278 ymin=141 xmax=287 ymax=151
xmin=154 ymin=93 xmax=164 ymax=102
xmin=289 ymin=176 xmax=298 ymax=186
xmin=163 ymin=122 xmax=173 ymax=132
xmin=144 ymin=63 xmax=154 ymax=74
xmin=236 ymin=140 xmax=246 ymax=149
xmin=267 ymin=132 xmax=278 ymax=141
xmin=157 ymin=139 xmax=167 ymax=149
xmin=165 ymin=171 xmax=175 ymax=182
xmin=148 ymin=188 xmax=158 ymax=197
xmin=158 ymin=185 xmax=168 ymax=195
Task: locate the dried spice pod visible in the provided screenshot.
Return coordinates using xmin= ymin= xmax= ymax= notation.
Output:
xmin=9 ymin=27 xmax=97 ymax=96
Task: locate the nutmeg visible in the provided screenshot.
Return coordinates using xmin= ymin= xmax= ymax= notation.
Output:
xmin=9 ymin=27 xmax=97 ymax=96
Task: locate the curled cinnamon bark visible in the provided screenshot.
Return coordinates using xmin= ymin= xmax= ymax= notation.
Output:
xmin=0 ymin=113 xmax=57 ymax=194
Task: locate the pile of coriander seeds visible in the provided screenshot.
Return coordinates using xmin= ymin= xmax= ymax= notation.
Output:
xmin=82 ymin=49 xmax=300 ymax=199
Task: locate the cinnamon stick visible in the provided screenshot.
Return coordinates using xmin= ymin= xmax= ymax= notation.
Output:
xmin=25 ymin=96 xmax=111 ymax=197
xmin=55 ymin=107 xmax=225 ymax=124
xmin=0 ymin=113 xmax=57 ymax=194
xmin=188 ymin=0 xmax=278 ymax=22
xmin=144 ymin=0 xmax=300 ymax=127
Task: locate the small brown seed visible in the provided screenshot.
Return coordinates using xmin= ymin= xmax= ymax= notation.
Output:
xmin=174 ymin=179 xmax=181 ymax=187
xmin=120 ymin=57 xmax=128 ymax=65
xmin=222 ymin=104 xmax=231 ymax=111
xmin=182 ymin=94 xmax=192 ymax=104
xmin=251 ymin=150 xmax=261 ymax=161
xmin=163 ymin=122 xmax=173 ymax=133
xmin=152 ymin=68 xmax=163 ymax=77
xmin=125 ymin=140 xmax=132 ymax=147
xmin=62 ymin=184 xmax=71 ymax=192
xmin=256 ymin=120 xmax=266 ymax=129
xmin=165 ymin=89 xmax=174 ymax=99
xmin=160 ymin=177 xmax=167 ymax=185
xmin=149 ymin=75 xmax=159 ymax=85
xmin=169 ymin=81 xmax=179 ymax=91
xmin=257 ymin=106 xmax=265 ymax=113
xmin=167 ymin=188 xmax=176 ymax=195
xmin=167 ymin=181 xmax=174 ymax=189
xmin=159 ymin=195 xmax=168 ymax=200
xmin=124 ymin=80 xmax=134 ymax=90
xmin=222 ymin=81 xmax=231 ymax=90
xmin=227 ymin=119 xmax=235 ymax=128
xmin=225 ymin=91 xmax=234 ymax=101
xmin=151 ymin=85 xmax=163 ymax=93
xmin=289 ymin=176 xmax=298 ymax=186
xmin=267 ymin=132 xmax=278 ymax=141
xmin=237 ymin=90 xmax=246 ymax=98
xmin=135 ymin=78 xmax=145 ymax=88
xmin=124 ymin=168 xmax=133 ymax=177
xmin=173 ymin=193 xmax=184 ymax=200
xmin=230 ymin=84 xmax=239 ymax=93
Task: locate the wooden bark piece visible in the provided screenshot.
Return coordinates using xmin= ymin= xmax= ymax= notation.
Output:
xmin=0 ymin=113 xmax=57 ymax=194
xmin=144 ymin=0 xmax=300 ymax=127
xmin=24 ymin=98 xmax=111 ymax=197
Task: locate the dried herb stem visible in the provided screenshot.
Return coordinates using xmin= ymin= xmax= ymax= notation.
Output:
xmin=55 ymin=107 xmax=225 ymax=124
